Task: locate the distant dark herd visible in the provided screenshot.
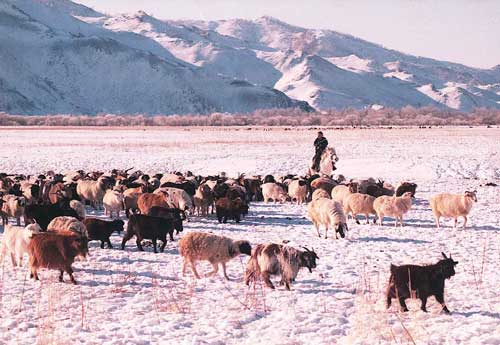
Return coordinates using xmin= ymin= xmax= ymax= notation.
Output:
xmin=0 ymin=169 xmax=483 ymax=313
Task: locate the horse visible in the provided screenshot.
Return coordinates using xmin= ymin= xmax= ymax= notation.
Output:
xmin=308 ymin=147 xmax=339 ymax=177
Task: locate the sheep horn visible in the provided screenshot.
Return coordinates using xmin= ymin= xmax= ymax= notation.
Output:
xmin=441 ymin=252 xmax=448 ymax=259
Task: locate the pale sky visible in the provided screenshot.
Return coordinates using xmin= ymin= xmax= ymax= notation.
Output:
xmin=75 ymin=0 xmax=500 ymax=69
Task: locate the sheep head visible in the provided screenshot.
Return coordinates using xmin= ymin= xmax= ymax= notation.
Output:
xmin=235 ymin=240 xmax=252 ymax=256
xmin=464 ymin=190 xmax=477 ymax=202
xmin=336 ymin=223 xmax=347 ymax=238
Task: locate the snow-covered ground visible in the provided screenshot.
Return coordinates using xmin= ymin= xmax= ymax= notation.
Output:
xmin=0 ymin=127 xmax=499 ymax=345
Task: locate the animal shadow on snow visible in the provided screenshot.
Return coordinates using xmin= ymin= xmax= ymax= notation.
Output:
xmin=356 ymin=236 xmax=430 ymax=245
xmin=453 ymin=311 xmax=500 ymax=319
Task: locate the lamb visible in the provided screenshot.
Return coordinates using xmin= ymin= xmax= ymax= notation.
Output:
xmin=121 ymin=215 xmax=182 ymax=253
xmin=387 ymin=253 xmax=458 ymax=313
xmin=28 ymin=232 xmax=88 ymax=284
xmin=76 ymin=175 xmax=113 ymax=209
xmin=288 ymin=179 xmax=307 ymax=204
xmin=429 ymin=190 xmax=477 ymax=229
xmin=47 ymin=216 xmax=88 ymax=238
xmin=179 ymin=232 xmax=252 ymax=280
xmin=395 ymin=182 xmax=418 ymax=197
xmin=215 ymin=197 xmax=247 ymax=223
xmin=311 ymin=189 xmax=331 ymax=201
xmin=331 ymin=182 xmax=358 ymax=206
xmin=307 ymin=198 xmax=348 ymax=239
xmin=262 ymin=182 xmax=288 ymax=203
xmin=373 ymin=192 xmax=413 ymax=226
xmin=193 ymin=183 xmax=213 ymax=216
xmin=1 ymin=194 xmax=26 ymax=226
xmin=343 ymin=193 xmax=377 ymax=224
xmin=0 ymin=223 xmax=42 ymax=267
xmin=103 ymin=189 xmax=124 ymax=218
xmin=244 ymin=244 xmax=318 ymax=290
xmin=83 ymin=218 xmax=124 ymax=249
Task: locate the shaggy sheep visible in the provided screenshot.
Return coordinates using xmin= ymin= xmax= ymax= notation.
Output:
xmin=331 ymin=183 xmax=358 ymax=206
xmin=310 ymin=177 xmax=337 ymax=195
xmin=244 ymin=244 xmax=318 ymax=290
xmin=69 ymin=200 xmax=86 ymax=219
xmin=307 ymin=198 xmax=348 ymax=239
xmin=311 ymin=189 xmax=331 ymax=201
xmin=76 ymin=175 xmax=113 ymax=209
xmin=47 ymin=216 xmax=88 ymax=238
xmin=429 ymin=191 xmax=477 ymax=229
xmin=262 ymin=182 xmax=288 ymax=203
xmin=0 ymin=223 xmax=42 ymax=267
xmin=373 ymin=192 xmax=413 ymax=226
xmin=103 ymin=189 xmax=124 ymax=218
xmin=28 ymin=232 xmax=88 ymax=284
xmin=343 ymin=193 xmax=377 ymax=224
xmin=288 ymin=179 xmax=308 ymax=204
xmin=1 ymin=194 xmax=26 ymax=226
xmin=179 ymin=232 xmax=252 ymax=280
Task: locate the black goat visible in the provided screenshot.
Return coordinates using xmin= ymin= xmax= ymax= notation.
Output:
xmin=386 ymin=253 xmax=458 ymax=313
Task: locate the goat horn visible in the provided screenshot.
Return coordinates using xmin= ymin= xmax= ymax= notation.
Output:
xmin=441 ymin=252 xmax=447 ymax=259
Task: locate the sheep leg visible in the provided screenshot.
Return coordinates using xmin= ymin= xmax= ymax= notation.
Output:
xmin=66 ymin=266 xmax=76 ymax=285
xmin=16 ymin=217 xmax=21 ymax=226
xmin=10 ymin=253 xmax=17 ymax=267
xmin=121 ymin=231 xmax=134 ymax=250
xmin=420 ymin=296 xmax=428 ymax=312
xmin=398 ymin=297 xmax=409 ymax=312
xmin=100 ymin=241 xmax=105 ymax=249
xmin=386 ymin=295 xmax=392 ymax=309
xmin=17 ymin=255 xmax=23 ymax=267
xmin=462 ymin=216 xmax=468 ymax=229
xmin=454 ymin=218 xmax=458 ymax=229
xmin=365 ymin=214 xmax=370 ymax=225
xmin=262 ymin=271 xmax=275 ymax=289
xmin=314 ymin=222 xmax=321 ymax=238
xmin=59 ymin=270 xmax=64 ymax=282
xmin=182 ymin=260 xmax=188 ymax=276
xmin=205 ymin=262 xmax=219 ymax=277
xmin=152 ymin=238 xmax=158 ymax=253
xmin=160 ymin=238 xmax=167 ymax=252
xmin=435 ymin=293 xmax=450 ymax=314
xmin=222 ymin=262 xmax=230 ymax=280
xmin=284 ymin=280 xmax=291 ymax=291
xmin=106 ymin=238 xmax=113 ymax=249
xmin=189 ymin=260 xmax=201 ymax=279
xmin=354 ymin=214 xmax=360 ymax=224
xmin=435 ymin=215 xmax=441 ymax=228
xmin=136 ymin=237 xmax=144 ymax=251
xmin=378 ymin=214 xmax=383 ymax=226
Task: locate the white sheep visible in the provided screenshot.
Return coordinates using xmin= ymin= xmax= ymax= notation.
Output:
xmin=312 ymin=189 xmax=331 ymax=201
xmin=343 ymin=193 xmax=377 ymax=224
xmin=69 ymin=200 xmax=86 ymax=219
xmin=331 ymin=183 xmax=358 ymax=206
xmin=288 ymin=179 xmax=307 ymax=204
xmin=429 ymin=190 xmax=477 ymax=229
xmin=47 ymin=216 xmax=88 ymax=238
xmin=0 ymin=223 xmax=42 ymax=267
xmin=307 ymin=198 xmax=348 ymax=239
xmin=160 ymin=174 xmax=184 ymax=184
xmin=262 ymin=182 xmax=288 ymax=203
xmin=154 ymin=187 xmax=193 ymax=212
xmin=76 ymin=176 xmax=112 ymax=209
xmin=103 ymin=189 xmax=124 ymax=218
xmin=178 ymin=232 xmax=252 ymax=280
xmin=373 ymin=192 xmax=413 ymax=227
xmin=1 ymin=195 xmax=26 ymax=226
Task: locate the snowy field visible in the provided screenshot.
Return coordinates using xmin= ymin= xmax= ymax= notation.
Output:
xmin=0 ymin=126 xmax=499 ymax=345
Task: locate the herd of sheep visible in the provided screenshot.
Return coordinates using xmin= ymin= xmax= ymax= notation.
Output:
xmin=0 ymin=169 xmax=479 ymax=311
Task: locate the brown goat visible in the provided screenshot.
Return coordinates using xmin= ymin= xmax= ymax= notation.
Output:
xmin=28 ymin=232 xmax=88 ymax=284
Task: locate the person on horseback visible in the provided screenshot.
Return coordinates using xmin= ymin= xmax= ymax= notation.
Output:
xmin=312 ymin=131 xmax=328 ymax=171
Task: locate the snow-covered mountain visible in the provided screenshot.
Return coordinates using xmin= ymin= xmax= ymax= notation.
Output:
xmin=1 ymin=0 xmax=499 ymax=114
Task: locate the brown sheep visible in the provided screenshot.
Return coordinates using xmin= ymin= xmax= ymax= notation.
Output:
xmin=137 ymin=192 xmax=169 ymax=215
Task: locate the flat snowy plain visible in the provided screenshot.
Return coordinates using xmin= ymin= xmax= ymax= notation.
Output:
xmin=0 ymin=126 xmax=499 ymax=345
